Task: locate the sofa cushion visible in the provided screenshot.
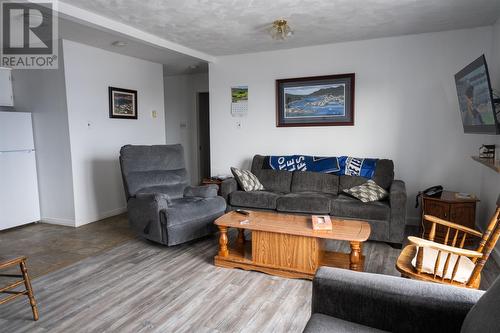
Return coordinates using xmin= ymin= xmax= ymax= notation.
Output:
xmin=303 ymin=313 xmax=388 ymax=333
xmin=231 ymin=167 xmax=264 ymax=191
xmin=291 ymin=171 xmax=339 ymax=194
xmin=230 ymin=190 xmax=280 ymax=209
xmin=253 ymin=169 xmax=292 ymax=193
xmin=343 ymin=180 xmax=388 ymax=203
xmin=277 ymin=192 xmax=334 ymax=214
xmin=339 ymin=175 xmax=367 ymax=192
xmin=372 ymin=159 xmax=394 ymax=190
xmin=331 ymin=194 xmax=390 ymax=221
xmin=339 ymin=159 xmax=394 ymax=191
xmin=126 ymin=169 xmax=189 ymax=198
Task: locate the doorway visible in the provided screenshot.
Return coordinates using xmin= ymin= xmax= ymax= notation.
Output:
xmin=198 ymin=92 xmax=210 ymax=181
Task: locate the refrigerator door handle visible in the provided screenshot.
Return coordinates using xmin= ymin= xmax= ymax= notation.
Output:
xmin=0 ymin=149 xmax=35 ymax=154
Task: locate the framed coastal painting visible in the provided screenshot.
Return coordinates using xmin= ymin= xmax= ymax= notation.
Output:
xmin=109 ymin=87 xmax=138 ymax=119
xmin=276 ymin=73 xmax=355 ymax=127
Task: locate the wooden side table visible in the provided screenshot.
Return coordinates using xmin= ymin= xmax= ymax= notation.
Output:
xmin=201 ymin=178 xmax=223 ymax=195
xmin=420 ymin=191 xmax=479 ymax=244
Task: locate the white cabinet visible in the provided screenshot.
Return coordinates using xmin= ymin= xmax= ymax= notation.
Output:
xmin=0 ymin=150 xmax=40 ymax=230
xmin=0 ymin=112 xmax=40 ymax=230
xmin=0 ymin=67 xmax=14 ymax=106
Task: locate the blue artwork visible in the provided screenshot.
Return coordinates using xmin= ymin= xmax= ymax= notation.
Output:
xmin=284 ymin=84 xmax=345 ymax=118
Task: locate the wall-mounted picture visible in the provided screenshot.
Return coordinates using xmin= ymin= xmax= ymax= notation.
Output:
xmin=109 ymin=87 xmax=138 ymax=119
xmin=231 ymin=85 xmax=248 ymax=116
xmin=276 ymin=73 xmax=355 ymax=127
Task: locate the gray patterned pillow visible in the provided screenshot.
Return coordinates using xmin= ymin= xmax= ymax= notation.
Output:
xmin=343 ymin=180 xmax=388 ymax=203
xmin=231 ymin=167 xmax=264 ymax=192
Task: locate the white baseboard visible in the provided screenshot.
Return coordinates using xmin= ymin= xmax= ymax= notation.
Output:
xmin=41 ymin=217 xmax=76 ymax=227
xmin=75 ymin=207 xmax=127 ymax=227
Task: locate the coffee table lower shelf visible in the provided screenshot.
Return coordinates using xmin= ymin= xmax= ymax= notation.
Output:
xmin=214 ymin=241 xmax=365 ymax=280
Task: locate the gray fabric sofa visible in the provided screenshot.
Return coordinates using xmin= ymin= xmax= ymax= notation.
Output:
xmin=221 ymin=155 xmax=407 ymax=244
xmin=303 ymin=267 xmax=499 ymax=333
xmin=120 ymin=144 xmax=226 ymax=246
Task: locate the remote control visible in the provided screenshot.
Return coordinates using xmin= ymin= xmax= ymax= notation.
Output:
xmin=235 ymin=209 xmax=250 ymax=216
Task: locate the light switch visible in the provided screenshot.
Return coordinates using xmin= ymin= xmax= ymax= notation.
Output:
xmin=236 ymin=120 xmax=242 ymax=129
xmin=152 ymin=110 xmax=157 ymax=118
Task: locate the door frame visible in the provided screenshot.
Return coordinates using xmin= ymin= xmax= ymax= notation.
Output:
xmin=196 ymin=91 xmax=210 ymax=182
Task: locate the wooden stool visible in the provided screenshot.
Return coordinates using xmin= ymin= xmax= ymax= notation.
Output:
xmin=0 ymin=256 xmax=39 ymax=321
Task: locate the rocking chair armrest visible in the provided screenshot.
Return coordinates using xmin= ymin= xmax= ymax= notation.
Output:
xmin=423 ymin=215 xmax=483 ymax=238
xmin=408 ymin=236 xmax=483 ymax=258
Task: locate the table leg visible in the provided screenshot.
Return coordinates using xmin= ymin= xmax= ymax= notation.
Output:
xmin=218 ymin=226 xmax=229 ymax=257
xmin=237 ymin=228 xmax=245 ymax=244
xmin=349 ymin=241 xmax=361 ymax=271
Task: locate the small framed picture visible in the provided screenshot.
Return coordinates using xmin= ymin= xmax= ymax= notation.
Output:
xmin=109 ymin=87 xmax=138 ymax=119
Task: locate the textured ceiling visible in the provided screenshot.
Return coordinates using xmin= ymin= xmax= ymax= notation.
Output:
xmin=62 ymin=0 xmax=500 ymax=56
xmin=58 ymin=17 xmax=208 ymax=75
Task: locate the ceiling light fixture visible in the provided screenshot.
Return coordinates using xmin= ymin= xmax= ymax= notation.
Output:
xmin=270 ymin=19 xmax=293 ymax=40
xmin=111 ymin=41 xmax=128 ymax=47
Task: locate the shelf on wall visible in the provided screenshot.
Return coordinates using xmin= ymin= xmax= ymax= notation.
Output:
xmin=471 ymin=156 xmax=500 ymax=173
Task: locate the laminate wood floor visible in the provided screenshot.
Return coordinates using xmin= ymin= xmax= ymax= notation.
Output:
xmin=0 ymin=214 xmax=135 ymax=278
xmin=1 ymin=229 xmax=499 ymax=332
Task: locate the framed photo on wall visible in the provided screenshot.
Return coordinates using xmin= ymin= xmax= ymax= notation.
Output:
xmin=276 ymin=73 xmax=355 ymax=127
xmin=109 ymin=87 xmax=138 ymax=119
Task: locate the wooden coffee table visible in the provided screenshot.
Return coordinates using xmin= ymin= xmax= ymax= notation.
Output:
xmin=214 ymin=210 xmax=371 ymax=279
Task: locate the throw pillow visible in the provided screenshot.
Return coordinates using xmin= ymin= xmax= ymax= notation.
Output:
xmin=343 ymin=179 xmax=388 ymax=203
xmin=231 ymin=167 xmax=264 ymax=192
xmin=410 ymin=247 xmax=474 ymax=284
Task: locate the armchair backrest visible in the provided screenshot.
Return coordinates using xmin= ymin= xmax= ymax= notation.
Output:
xmin=461 ymin=273 xmax=500 ymax=332
xmin=119 ymin=144 xmax=189 ymax=200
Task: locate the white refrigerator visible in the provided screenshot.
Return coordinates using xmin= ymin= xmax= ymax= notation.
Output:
xmin=0 ymin=111 xmax=40 ymax=230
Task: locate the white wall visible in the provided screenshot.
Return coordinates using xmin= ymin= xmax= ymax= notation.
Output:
xmin=209 ymin=27 xmax=496 ymax=223
xmin=63 ymin=40 xmax=166 ymax=226
xmin=491 ymin=19 xmax=500 ymax=87
xmin=164 ymin=73 xmax=208 ymax=184
xmin=477 ymin=18 xmax=500 ymax=262
xmin=12 ymin=43 xmax=76 ymax=226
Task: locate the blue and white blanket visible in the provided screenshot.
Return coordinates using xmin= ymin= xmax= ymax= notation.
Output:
xmin=265 ymin=155 xmax=378 ymax=178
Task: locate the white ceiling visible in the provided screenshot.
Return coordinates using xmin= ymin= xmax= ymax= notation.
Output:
xmin=61 ymin=0 xmax=500 ymax=56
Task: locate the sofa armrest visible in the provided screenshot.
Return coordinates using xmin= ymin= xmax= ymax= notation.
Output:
xmin=312 ymin=267 xmax=482 ymax=333
xmin=127 ymin=193 xmax=169 ymax=244
xmin=389 ymin=179 xmax=407 ymax=243
xmin=184 ymin=185 xmax=218 ymax=198
xmin=220 ymin=177 xmax=238 ymax=202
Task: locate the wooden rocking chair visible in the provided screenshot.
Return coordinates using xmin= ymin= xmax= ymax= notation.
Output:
xmin=396 ymin=195 xmax=500 ymax=289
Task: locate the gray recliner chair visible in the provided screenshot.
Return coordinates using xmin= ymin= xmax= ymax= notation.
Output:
xmin=304 ymin=267 xmax=500 ymax=333
xmin=119 ymin=144 xmax=226 ymax=246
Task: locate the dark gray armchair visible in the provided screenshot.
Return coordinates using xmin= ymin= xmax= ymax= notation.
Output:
xmin=119 ymin=144 xmax=226 ymax=246
xmin=304 ymin=267 xmax=499 ymax=333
